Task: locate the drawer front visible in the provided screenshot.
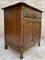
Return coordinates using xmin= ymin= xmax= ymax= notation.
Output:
xmin=23 ymin=7 xmax=41 ymax=19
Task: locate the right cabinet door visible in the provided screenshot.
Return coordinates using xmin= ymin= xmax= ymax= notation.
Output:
xmin=33 ymin=19 xmax=41 ymax=43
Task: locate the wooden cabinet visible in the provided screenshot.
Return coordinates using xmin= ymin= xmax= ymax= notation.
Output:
xmin=2 ymin=2 xmax=42 ymax=59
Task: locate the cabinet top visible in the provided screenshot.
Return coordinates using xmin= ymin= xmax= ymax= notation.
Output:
xmin=2 ymin=2 xmax=42 ymax=13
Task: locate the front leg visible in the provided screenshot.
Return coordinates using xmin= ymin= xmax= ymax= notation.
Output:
xmin=20 ymin=53 xmax=23 ymax=59
xmin=5 ymin=44 xmax=8 ymax=49
xmin=5 ymin=41 xmax=8 ymax=49
xmin=38 ymin=41 xmax=40 ymax=46
xmin=20 ymin=48 xmax=23 ymax=59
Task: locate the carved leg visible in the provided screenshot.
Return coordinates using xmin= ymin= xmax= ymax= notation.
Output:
xmin=5 ymin=40 xmax=8 ymax=49
xmin=20 ymin=48 xmax=23 ymax=59
xmin=38 ymin=41 xmax=40 ymax=46
xmin=5 ymin=45 xmax=8 ymax=49
xmin=20 ymin=53 xmax=23 ymax=59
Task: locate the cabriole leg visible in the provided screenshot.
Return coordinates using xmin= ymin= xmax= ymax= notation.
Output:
xmin=20 ymin=53 xmax=23 ymax=59
xmin=38 ymin=41 xmax=40 ymax=46
xmin=5 ymin=44 xmax=8 ymax=49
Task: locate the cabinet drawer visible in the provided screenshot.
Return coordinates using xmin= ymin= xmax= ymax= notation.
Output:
xmin=24 ymin=7 xmax=41 ymax=19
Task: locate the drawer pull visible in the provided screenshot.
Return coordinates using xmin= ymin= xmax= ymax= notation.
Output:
xmin=28 ymin=23 xmax=32 ymax=25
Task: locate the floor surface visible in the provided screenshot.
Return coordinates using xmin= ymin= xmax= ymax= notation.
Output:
xmin=0 ymin=37 xmax=45 ymax=60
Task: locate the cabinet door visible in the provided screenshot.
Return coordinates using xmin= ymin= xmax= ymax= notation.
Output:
xmin=33 ymin=20 xmax=41 ymax=43
xmin=23 ymin=18 xmax=33 ymax=48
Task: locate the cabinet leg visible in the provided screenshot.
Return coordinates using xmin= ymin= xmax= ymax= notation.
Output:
xmin=5 ymin=45 xmax=8 ymax=49
xmin=38 ymin=42 xmax=40 ymax=46
xmin=20 ymin=53 xmax=23 ymax=59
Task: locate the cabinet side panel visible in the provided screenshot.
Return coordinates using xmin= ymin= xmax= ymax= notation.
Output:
xmin=4 ymin=6 xmax=21 ymax=48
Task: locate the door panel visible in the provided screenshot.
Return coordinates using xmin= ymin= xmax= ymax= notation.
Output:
xmin=33 ymin=20 xmax=41 ymax=43
xmin=23 ymin=18 xmax=33 ymax=48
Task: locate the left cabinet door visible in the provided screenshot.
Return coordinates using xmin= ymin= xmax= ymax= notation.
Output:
xmin=23 ymin=18 xmax=33 ymax=48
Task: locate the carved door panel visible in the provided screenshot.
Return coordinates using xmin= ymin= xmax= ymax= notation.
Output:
xmin=23 ymin=18 xmax=33 ymax=48
xmin=33 ymin=20 xmax=41 ymax=43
